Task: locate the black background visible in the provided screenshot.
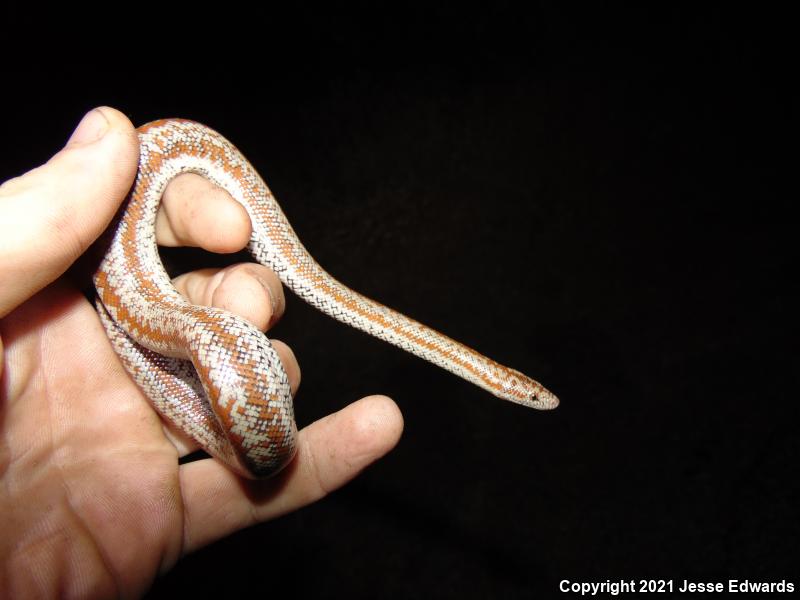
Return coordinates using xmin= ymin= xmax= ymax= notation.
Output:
xmin=2 ymin=4 xmax=795 ymax=598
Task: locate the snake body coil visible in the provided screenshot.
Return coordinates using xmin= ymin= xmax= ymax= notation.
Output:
xmin=94 ymin=119 xmax=558 ymax=478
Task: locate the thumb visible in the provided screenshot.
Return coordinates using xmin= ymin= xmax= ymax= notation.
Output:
xmin=0 ymin=107 xmax=139 ymax=317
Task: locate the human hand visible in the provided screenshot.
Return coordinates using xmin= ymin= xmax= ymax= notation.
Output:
xmin=0 ymin=107 xmax=403 ymax=598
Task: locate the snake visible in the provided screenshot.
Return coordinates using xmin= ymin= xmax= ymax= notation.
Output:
xmin=93 ymin=119 xmax=559 ymax=479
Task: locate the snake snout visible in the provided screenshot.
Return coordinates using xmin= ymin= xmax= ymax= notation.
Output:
xmin=530 ymin=388 xmax=560 ymax=410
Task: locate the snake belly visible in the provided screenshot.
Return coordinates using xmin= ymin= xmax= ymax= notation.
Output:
xmin=94 ymin=119 xmax=558 ymax=479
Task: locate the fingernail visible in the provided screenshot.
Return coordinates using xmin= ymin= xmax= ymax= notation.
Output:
xmin=66 ymin=109 xmax=110 ymax=147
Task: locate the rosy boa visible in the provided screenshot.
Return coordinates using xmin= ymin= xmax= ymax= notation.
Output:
xmin=94 ymin=119 xmax=559 ymax=479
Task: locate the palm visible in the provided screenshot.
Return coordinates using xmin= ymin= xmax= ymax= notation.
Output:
xmin=2 ymin=282 xmax=184 ymax=596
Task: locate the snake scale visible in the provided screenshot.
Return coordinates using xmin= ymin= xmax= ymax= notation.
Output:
xmin=94 ymin=119 xmax=559 ymax=479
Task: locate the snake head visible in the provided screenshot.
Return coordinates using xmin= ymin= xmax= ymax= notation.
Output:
xmin=526 ymin=386 xmax=560 ymax=410
xmin=502 ymin=368 xmax=560 ymax=410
